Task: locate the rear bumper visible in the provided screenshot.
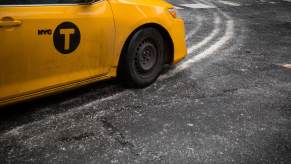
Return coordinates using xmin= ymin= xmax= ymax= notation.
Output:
xmin=169 ymin=18 xmax=187 ymax=64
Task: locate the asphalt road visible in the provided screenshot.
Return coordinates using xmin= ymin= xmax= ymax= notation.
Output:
xmin=0 ymin=0 xmax=291 ymax=163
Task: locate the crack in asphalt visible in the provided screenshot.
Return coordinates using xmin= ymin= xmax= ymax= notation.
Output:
xmin=100 ymin=116 xmax=140 ymax=157
xmin=192 ymin=88 xmax=239 ymax=100
xmin=58 ymin=132 xmax=96 ymax=142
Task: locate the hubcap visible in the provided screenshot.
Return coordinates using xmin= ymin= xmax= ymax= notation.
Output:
xmin=135 ymin=41 xmax=157 ymax=73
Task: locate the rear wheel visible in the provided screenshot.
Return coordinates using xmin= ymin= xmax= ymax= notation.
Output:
xmin=118 ymin=28 xmax=165 ymax=88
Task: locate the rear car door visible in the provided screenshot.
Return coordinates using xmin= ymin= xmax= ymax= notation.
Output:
xmin=0 ymin=0 xmax=115 ymax=101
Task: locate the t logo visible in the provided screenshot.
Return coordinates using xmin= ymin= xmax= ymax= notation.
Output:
xmin=60 ymin=29 xmax=75 ymax=50
xmin=53 ymin=22 xmax=80 ymax=54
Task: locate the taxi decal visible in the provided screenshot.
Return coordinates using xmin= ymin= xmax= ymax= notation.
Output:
xmin=53 ymin=22 xmax=80 ymax=54
xmin=38 ymin=29 xmax=52 ymax=35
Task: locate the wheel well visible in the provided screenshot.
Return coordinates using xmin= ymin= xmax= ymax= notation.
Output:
xmin=118 ymin=23 xmax=174 ymax=71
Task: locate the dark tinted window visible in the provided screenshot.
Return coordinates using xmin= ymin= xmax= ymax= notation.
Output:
xmin=0 ymin=0 xmax=94 ymax=5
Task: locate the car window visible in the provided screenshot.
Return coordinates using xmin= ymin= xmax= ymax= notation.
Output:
xmin=0 ymin=0 xmax=94 ymax=5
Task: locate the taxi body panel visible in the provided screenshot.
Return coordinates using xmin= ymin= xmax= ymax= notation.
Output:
xmin=0 ymin=0 xmax=187 ymax=106
xmin=109 ymin=0 xmax=187 ymax=66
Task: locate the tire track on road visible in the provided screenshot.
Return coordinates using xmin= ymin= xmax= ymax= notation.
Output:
xmin=185 ymin=16 xmax=203 ymax=41
xmin=161 ymin=0 xmax=235 ymax=78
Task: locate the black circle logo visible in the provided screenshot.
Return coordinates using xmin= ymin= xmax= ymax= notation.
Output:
xmin=53 ymin=22 xmax=80 ymax=54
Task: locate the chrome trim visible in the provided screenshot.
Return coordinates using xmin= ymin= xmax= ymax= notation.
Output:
xmin=0 ymin=0 xmax=103 ymax=7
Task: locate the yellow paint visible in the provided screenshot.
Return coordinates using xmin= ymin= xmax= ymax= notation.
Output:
xmin=0 ymin=0 xmax=187 ymax=106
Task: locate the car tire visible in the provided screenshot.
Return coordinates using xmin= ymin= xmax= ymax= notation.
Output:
xmin=118 ymin=27 xmax=165 ymax=88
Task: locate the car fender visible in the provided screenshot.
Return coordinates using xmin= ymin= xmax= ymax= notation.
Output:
xmin=107 ymin=0 xmax=177 ymax=67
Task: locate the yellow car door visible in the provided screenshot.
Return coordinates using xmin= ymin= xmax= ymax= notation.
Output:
xmin=0 ymin=0 xmax=115 ymax=101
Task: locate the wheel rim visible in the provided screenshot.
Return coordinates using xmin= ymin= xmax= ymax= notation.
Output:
xmin=135 ymin=40 xmax=158 ymax=74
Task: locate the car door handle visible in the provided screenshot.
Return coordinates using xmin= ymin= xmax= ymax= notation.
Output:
xmin=0 ymin=20 xmax=22 ymax=28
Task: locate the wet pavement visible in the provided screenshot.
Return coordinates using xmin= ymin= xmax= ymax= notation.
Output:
xmin=0 ymin=0 xmax=291 ymax=163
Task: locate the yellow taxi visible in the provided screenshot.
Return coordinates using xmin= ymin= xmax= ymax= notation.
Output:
xmin=0 ymin=0 xmax=187 ymax=106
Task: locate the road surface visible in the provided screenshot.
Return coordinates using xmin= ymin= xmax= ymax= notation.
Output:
xmin=0 ymin=0 xmax=290 ymax=163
